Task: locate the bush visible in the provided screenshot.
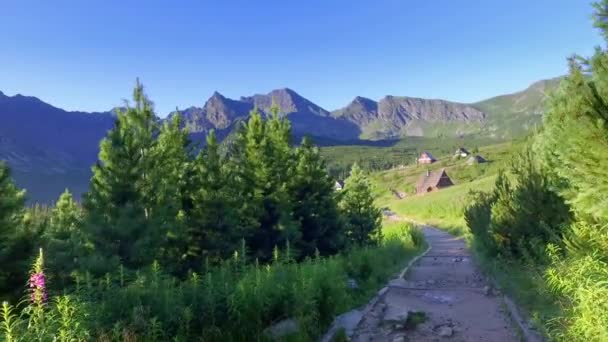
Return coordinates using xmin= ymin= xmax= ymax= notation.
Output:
xmin=465 ymin=147 xmax=571 ymax=260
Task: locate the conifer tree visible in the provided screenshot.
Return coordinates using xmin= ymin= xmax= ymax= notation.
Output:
xmin=0 ymin=162 xmax=28 ymax=297
xmin=534 ymin=4 xmax=608 ymax=338
xmin=83 ymin=80 xmax=158 ymax=272
xmin=226 ymin=106 xmax=298 ymax=260
xmin=0 ymin=162 xmax=25 ymax=239
xmin=187 ymin=130 xmax=240 ymax=266
xmin=147 ymin=113 xmax=192 ymax=269
xmin=539 ymin=52 xmax=608 ymax=224
xmin=340 ymin=163 xmax=382 ymax=246
xmin=289 ymin=136 xmax=344 ymax=257
xmin=44 ymin=189 xmax=83 ymax=287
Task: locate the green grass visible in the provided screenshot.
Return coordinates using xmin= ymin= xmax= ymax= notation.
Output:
xmin=320 ymin=135 xmax=509 ymax=178
xmin=369 ymin=140 xmax=561 ymax=337
xmin=380 ymin=175 xmax=496 ymax=236
xmin=368 ymin=140 xmax=522 ymax=236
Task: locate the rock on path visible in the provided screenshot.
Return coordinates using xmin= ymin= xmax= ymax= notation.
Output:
xmin=351 ymin=226 xmax=517 ymax=341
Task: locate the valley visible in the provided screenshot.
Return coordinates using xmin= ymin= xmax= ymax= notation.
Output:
xmin=0 ymin=79 xmax=555 ymax=203
xmin=2 ymin=1 xmax=608 ymax=341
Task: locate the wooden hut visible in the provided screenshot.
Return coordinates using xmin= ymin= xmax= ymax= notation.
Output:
xmin=415 ymin=169 xmax=454 ymax=194
xmin=417 ymin=152 xmax=437 ymax=164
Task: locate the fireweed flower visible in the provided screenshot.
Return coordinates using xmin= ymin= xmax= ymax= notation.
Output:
xmin=29 ymin=271 xmax=47 ymax=304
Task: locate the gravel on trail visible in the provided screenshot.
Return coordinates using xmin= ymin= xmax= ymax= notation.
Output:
xmin=350 ymin=226 xmax=518 ymax=342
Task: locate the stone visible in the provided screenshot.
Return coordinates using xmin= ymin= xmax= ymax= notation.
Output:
xmin=382 ymin=304 xmax=409 ymax=327
xmin=421 ymin=292 xmax=453 ymax=304
xmin=265 ymin=318 xmax=299 ymax=340
xmin=392 ymin=335 xmax=406 ymax=342
xmin=389 ymin=278 xmax=409 ymax=288
xmin=437 ymin=325 xmax=453 ymax=337
xmin=427 ymin=279 xmax=436 ymax=285
xmin=483 ymin=285 xmax=492 ymax=296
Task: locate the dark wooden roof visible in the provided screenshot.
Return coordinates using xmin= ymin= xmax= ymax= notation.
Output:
xmin=416 ymin=169 xmax=454 ymax=193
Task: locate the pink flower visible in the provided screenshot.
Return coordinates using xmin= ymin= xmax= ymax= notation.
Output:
xmin=29 ymin=272 xmax=47 ymax=304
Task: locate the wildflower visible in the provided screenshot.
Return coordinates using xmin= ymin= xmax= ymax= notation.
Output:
xmin=29 ymin=271 xmax=47 ymax=304
xmin=29 ymin=249 xmax=47 ymax=305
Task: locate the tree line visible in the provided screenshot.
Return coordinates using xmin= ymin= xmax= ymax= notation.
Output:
xmin=0 ymin=80 xmax=382 ymax=299
xmin=465 ymin=2 xmax=608 ymax=339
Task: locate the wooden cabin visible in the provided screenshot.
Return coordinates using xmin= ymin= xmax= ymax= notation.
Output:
xmin=416 ymin=169 xmax=454 ymax=194
xmin=454 ymin=147 xmax=470 ymax=158
xmin=417 ymin=152 xmax=437 ymax=164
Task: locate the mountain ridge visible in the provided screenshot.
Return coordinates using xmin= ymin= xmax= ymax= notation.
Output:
xmin=0 ymin=77 xmax=562 ymax=202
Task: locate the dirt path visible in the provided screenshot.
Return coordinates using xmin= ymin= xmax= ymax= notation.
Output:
xmin=351 ymin=226 xmax=518 ymax=342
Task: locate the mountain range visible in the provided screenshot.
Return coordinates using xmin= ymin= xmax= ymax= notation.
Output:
xmin=0 ymin=77 xmax=561 ymax=203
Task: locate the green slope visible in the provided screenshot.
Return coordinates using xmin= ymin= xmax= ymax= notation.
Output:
xmin=471 ymin=77 xmax=563 ymax=138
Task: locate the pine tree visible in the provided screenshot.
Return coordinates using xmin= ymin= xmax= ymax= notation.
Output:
xmin=0 ymin=162 xmax=25 ymax=239
xmin=340 ymin=163 xmax=382 ymax=246
xmin=0 ymin=162 xmax=29 ymax=298
xmin=539 ymin=53 xmax=608 ymax=224
xmin=289 ymin=136 xmax=344 ymax=257
xmin=226 ymin=106 xmax=298 ymax=260
xmin=83 ymin=79 xmax=158 ymax=272
xmin=44 ymin=189 xmax=83 ymax=287
xmin=187 ymin=130 xmax=240 ymax=266
xmin=147 ymin=113 xmax=192 ymax=269
xmin=535 ymin=4 xmax=608 ymax=338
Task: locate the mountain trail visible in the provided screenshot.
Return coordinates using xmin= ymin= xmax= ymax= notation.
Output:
xmin=350 ymin=225 xmax=518 ymax=341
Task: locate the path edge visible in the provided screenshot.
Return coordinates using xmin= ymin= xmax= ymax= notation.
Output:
xmin=319 ymin=227 xmax=431 ymax=342
xmin=405 ymin=219 xmax=545 ymax=342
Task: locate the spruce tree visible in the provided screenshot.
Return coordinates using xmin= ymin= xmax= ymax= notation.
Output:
xmin=340 ymin=163 xmax=382 ymax=246
xmin=289 ymin=136 xmax=344 ymax=257
xmin=83 ymin=79 xmax=157 ymax=272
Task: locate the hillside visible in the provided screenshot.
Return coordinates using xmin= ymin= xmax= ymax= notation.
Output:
xmin=368 ymin=141 xmax=522 ymax=232
xmin=0 ymin=78 xmax=558 ymax=203
xmin=471 ymin=77 xmax=562 ymax=138
xmin=332 ymin=96 xmax=486 ymax=139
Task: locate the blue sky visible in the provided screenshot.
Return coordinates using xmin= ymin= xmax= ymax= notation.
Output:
xmin=0 ymin=0 xmax=603 ymax=115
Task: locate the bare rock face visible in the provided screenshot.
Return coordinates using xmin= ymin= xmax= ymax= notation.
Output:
xmin=378 ymin=96 xmax=485 ymax=123
xmin=241 ymin=88 xmax=330 ymax=117
xmin=332 ymin=95 xmax=486 ymax=139
xmin=204 ymin=92 xmax=252 ymax=129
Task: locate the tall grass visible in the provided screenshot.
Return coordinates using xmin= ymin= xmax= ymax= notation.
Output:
xmin=1 ymin=224 xmax=425 ymax=341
